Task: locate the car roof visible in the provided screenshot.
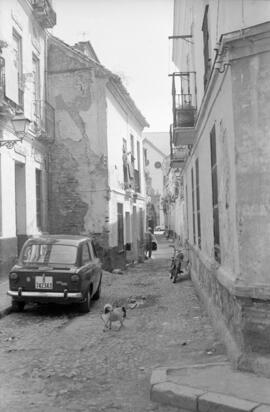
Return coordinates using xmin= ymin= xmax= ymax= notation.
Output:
xmin=27 ymin=234 xmax=91 ymax=247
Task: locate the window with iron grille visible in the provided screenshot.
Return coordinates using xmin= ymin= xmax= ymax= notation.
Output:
xmin=202 ymin=5 xmax=211 ymax=90
xmin=13 ymin=30 xmax=23 ymax=108
xmin=191 ymin=167 xmax=196 ymax=244
xmin=117 ymin=203 xmax=124 ymax=251
xmin=210 ymin=125 xmax=220 ymax=262
xmin=36 ymin=169 xmax=42 ymax=230
xmin=195 ymin=158 xmax=201 ymax=248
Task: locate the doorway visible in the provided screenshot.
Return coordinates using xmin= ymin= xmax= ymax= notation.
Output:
xmin=15 ymin=162 xmax=26 ymax=254
xmin=132 ymin=205 xmax=138 ymax=260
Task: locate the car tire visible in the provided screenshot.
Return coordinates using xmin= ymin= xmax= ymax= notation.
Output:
xmin=92 ymin=279 xmax=101 ymax=301
xmin=79 ymin=289 xmax=91 ymax=313
xmin=12 ymin=300 xmax=25 ymax=312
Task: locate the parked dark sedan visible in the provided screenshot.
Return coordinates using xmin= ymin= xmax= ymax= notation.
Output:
xmin=7 ymin=235 xmax=102 ymax=313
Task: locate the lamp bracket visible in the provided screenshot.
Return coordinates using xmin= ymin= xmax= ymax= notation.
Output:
xmin=0 ymin=138 xmax=22 ymax=149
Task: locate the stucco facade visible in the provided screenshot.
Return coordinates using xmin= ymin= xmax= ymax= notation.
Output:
xmin=0 ymin=0 xmax=56 ymax=280
xmin=142 ymin=136 xmax=167 ymax=229
xmin=47 ymin=37 xmax=148 ymax=270
xmin=171 ymin=0 xmax=270 ymax=376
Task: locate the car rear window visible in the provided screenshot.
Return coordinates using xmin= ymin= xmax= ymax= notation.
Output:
xmin=21 ymin=244 xmax=77 ymax=265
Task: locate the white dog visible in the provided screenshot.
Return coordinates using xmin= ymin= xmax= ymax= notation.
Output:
xmin=101 ymin=304 xmax=126 ymax=331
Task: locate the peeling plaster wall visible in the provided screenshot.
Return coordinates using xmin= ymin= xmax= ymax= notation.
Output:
xmin=172 ymin=0 xmax=270 ymax=370
xmin=173 ymin=0 xmax=270 ymax=110
xmin=183 ymin=34 xmax=270 ymax=370
xmin=106 ymin=87 xmax=146 ymax=263
xmin=0 ymin=142 xmax=48 ymax=280
xmin=0 ymin=0 xmax=49 ymax=280
xmin=232 ymin=50 xmax=270 ymax=286
xmin=185 ymin=70 xmax=238 ymax=279
xmin=106 ymin=89 xmax=128 ymax=196
xmin=47 ymin=41 xmax=109 ymax=247
xmin=143 ymin=140 xmax=166 ymax=228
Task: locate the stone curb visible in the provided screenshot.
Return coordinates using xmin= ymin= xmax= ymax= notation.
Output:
xmin=150 ymin=367 xmax=270 ymax=412
xmin=0 ymin=305 xmax=12 ymax=319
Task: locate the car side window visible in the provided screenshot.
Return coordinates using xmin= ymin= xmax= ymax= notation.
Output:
xmin=88 ymin=241 xmax=95 ymax=260
xmin=81 ymin=243 xmax=91 ymax=265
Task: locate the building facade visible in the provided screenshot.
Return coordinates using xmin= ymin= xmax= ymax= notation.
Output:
xmin=142 ymin=134 xmax=168 ymax=230
xmin=171 ymin=0 xmax=270 ymax=376
xmin=47 ymin=37 xmax=148 ymax=270
xmin=0 ymin=0 xmax=56 ymax=279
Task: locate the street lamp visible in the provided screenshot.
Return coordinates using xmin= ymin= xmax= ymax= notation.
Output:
xmin=0 ymin=113 xmax=31 ymax=149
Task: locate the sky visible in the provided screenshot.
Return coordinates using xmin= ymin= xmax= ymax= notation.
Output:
xmin=51 ymin=0 xmax=174 ymax=132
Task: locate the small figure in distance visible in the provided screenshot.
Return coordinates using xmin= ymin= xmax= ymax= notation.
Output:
xmin=144 ymin=227 xmax=153 ymax=259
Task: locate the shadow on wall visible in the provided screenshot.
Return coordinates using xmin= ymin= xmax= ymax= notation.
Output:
xmin=0 ymin=220 xmax=146 ymax=280
xmin=88 ymin=219 xmax=145 ymax=272
xmin=48 ymin=216 xmax=145 ymax=272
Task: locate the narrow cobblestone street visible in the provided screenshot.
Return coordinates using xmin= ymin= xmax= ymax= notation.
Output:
xmin=0 ymin=238 xmax=227 ymax=412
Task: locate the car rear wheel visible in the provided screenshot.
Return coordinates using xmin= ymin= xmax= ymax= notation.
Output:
xmin=92 ymin=279 xmax=101 ymax=301
xmin=79 ymin=289 xmax=91 ymax=313
xmin=12 ymin=300 xmax=25 ymax=312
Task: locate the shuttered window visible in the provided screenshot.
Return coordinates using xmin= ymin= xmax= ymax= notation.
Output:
xmin=202 ymin=5 xmax=211 ymax=89
xmin=117 ymin=203 xmax=124 ymax=251
xmin=13 ymin=30 xmax=23 ymax=107
xmin=136 ymin=141 xmax=141 ymax=193
xmin=210 ymin=125 xmax=220 ymax=262
xmin=195 ymin=158 xmax=201 ymax=248
xmin=191 ymin=167 xmax=196 ymax=244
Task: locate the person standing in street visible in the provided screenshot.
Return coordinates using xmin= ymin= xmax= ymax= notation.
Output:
xmin=144 ymin=227 xmax=153 ymax=259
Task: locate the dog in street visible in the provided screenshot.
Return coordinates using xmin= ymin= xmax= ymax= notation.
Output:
xmin=101 ymin=304 xmax=126 ymax=331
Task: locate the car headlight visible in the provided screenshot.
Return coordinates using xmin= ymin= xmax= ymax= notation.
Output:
xmin=10 ymin=272 xmax=19 ymax=281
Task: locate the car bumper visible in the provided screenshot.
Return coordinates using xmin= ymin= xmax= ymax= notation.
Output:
xmin=7 ymin=289 xmax=83 ymax=301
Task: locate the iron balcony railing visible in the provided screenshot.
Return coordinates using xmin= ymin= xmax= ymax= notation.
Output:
xmin=33 ymin=100 xmax=55 ymax=142
xmin=170 ymin=125 xmax=189 ymax=168
xmin=170 ymin=72 xmax=197 ymax=129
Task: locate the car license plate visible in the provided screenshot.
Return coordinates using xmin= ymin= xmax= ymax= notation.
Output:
xmin=35 ymin=276 xmax=53 ymax=289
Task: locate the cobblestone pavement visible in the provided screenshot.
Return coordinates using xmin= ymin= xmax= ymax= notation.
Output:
xmin=0 ymin=238 xmax=227 ymax=412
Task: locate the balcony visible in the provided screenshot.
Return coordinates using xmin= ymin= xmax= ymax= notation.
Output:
xmin=32 ymin=100 xmax=55 ymax=142
xmin=31 ymin=0 xmax=56 ymax=28
xmin=170 ymin=146 xmax=188 ymax=169
xmin=170 ymin=125 xmax=189 ymax=168
xmin=170 ymin=72 xmax=197 ymax=147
